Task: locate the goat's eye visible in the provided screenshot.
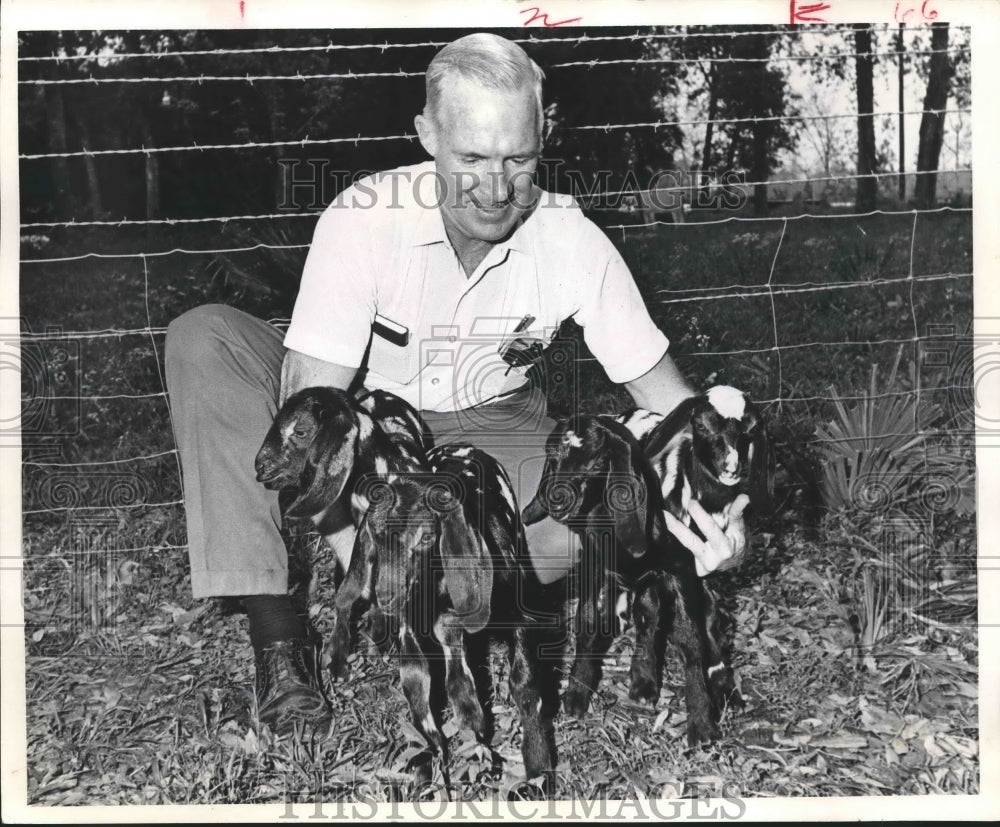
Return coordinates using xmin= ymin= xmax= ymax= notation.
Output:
xmin=293 ymin=426 xmax=312 ymax=439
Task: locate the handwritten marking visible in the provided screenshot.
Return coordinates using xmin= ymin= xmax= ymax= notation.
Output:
xmin=520 ymin=6 xmax=583 ymax=27
xmin=894 ymin=1 xmax=938 ymax=21
xmin=239 ymin=1 xmax=245 ymax=20
xmin=789 ymin=0 xmax=831 ymax=24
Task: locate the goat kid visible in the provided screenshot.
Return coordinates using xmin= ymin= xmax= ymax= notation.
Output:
xmin=254 ymin=386 xmax=430 ymax=569
xmin=255 ymin=387 xmax=431 ymax=676
xmin=332 ymin=444 xmax=561 ymax=791
xmin=616 ymin=385 xmax=772 ymax=548
xmin=522 ymin=416 xmax=725 ymax=745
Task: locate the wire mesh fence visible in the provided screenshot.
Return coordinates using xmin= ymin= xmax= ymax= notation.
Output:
xmin=16 ymin=25 xmax=972 ymax=563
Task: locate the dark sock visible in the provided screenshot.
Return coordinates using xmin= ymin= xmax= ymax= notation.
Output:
xmin=242 ymin=594 xmax=307 ymax=651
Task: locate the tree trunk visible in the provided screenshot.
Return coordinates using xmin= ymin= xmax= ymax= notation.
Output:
xmin=44 ymin=86 xmax=77 ymax=217
xmin=700 ymin=62 xmax=718 ymax=175
xmin=897 ymin=24 xmax=906 ymax=202
xmin=854 ymin=25 xmax=878 ymax=212
xmin=915 ymin=22 xmax=952 ymax=209
xmin=75 ymin=117 xmax=104 ymax=219
xmin=262 ymin=84 xmax=286 ymax=209
xmin=142 ymin=124 xmax=161 ymax=220
xmin=751 ymin=125 xmax=769 ymax=217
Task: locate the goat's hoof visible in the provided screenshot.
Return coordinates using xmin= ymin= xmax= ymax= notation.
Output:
xmin=508 ymin=774 xmax=553 ymax=801
xmin=564 ymin=688 xmax=593 ymax=718
xmin=721 ymin=687 xmax=745 ymax=712
xmin=627 ymin=677 xmax=660 ymax=707
xmin=686 ymin=718 xmax=721 ymax=747
xmin=453 ymin=697 xmax=485 ymax=736
xmin=328 ymin=651 xmax=350 ymax=682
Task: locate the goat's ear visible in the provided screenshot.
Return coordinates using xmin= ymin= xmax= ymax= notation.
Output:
xmin=367 ymin=507 xmax=413 ymax=621
xmin=643 ymin=395 xmax=701 ymax=469
xmin=747 ymin=422 xmax=774 ymax=515
xmin=603 ymin=425 xmax=651 ymax=558
xmin=521 ymin=495 xmax=549 ymax=525
xmin=437 ymin=497 xmax=493 ymax=634
xmin=523 ymin=421 xmax=599 ymax=525
xmin=286 ymin=407 xmax=359 ymax=517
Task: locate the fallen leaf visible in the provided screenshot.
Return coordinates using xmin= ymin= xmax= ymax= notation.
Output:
xmin=900 ymin=718 xmax=930 ymax=740
xmin=936 ymin=734 xmax=977 ymax=758
xmin=860 ymin=704 xmax=904 ymax=735
xmin=922 ymin=734 xmax=946 ymax=759
xmin=652 ymin=709 xmax=670 ymax=731
xmin=811 ymin=731 xmax=868 ymax=750
xmin=951 ymin=681 xmax=978 ymax=699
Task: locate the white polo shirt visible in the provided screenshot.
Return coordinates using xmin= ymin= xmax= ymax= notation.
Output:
xmin=284 ymin=161 xmax=669 ymax=412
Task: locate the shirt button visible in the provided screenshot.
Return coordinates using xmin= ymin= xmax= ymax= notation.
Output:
xmin=431 ymin=378 xmax=440 ymax=385
xmin=448 ymin=336 xmax=457 ymax=343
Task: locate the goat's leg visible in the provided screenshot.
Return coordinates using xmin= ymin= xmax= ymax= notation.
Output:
xmin=565 ymin=562 xmax=617 ymax=718
xmin=398 ymin=621 xmax=450 ymax=789
xmin=665 ymin=576 xmax=720 ymax=746
xmin=628 ymin=577 xmax=668 ymax=707
xmin=433 ymin=612 xmax=484 ymax=735
xmin=328 ymin=544 xmax=371 ymax=680
xmin=506 ymin=576 xmax=564 ymax=796
xmin=700 ymin=584 xmax=743 ymax=715
xmin=467 ymin=630 xmax=496 ymax=747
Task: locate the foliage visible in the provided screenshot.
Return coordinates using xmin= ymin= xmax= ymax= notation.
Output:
xmin=670 ymin=27 xmax=797 ymax=179
xmin=815 ymin=347 xmax=974 ymax=519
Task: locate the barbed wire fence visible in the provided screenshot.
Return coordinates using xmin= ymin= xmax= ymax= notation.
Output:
xmin=17 ymin=26 xmax=972 ymax=591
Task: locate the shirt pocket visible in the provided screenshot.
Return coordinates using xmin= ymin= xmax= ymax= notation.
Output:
xmin=367 ymin=318 xmax=420 ymax=384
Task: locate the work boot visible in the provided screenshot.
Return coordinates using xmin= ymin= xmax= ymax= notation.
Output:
xmin=254 ymin=638 xmax=329 ymax=728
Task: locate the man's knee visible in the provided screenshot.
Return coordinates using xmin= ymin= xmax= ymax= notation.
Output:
xmin=165 ymin=304 xmax=243 ymax=367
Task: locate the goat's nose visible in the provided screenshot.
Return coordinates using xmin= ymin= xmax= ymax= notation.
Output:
xmin=254 ymin=453 xmax=274 ymax=480
xmin=725 ymin=447 xmax=739 ymax=473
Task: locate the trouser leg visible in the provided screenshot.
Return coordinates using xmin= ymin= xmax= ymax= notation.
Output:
xmin=164 ymin=304 xmax=287 ymax=598
xmin=421 ymin=387 xmax=579 ymax=585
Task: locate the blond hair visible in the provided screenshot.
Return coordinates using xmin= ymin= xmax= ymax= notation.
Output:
xmin=425 ymin=33 xmax=545 ymax=131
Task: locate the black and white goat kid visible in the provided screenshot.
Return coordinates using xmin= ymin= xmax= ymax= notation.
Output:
xmin=255 ymin=386 xmax=432 ymax=677
xmin=617 ymin=384 xmax=772 ymax=562
xmin=522 ymin=416 xmax=732 ymax=745
xmin=333 ymin=444 xmax=561 ymax=791
xmin=254 ymin=386 xmax=430 ymax=570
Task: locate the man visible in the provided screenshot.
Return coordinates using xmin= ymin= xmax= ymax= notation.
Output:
xmin=165 ymin=33 xmax=749 ymax=726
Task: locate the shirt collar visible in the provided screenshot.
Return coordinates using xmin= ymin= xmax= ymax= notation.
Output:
xmin=409 ymin=172 xmax=541 ymax=256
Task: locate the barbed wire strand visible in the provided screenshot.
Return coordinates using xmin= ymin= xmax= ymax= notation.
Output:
xmin=18 ymin=193 xmax=972 ymax=233
xmin=22 ymin=500 xmax=184 ymax=516
xmin=23 ymin=450 xmax=178 ymax=468
xmin=609 ymin=205 xmax=970 ymax=231
xmin=18 ymin=46 xmax=971 ymax=86
xmin=18 ymin=108 xmax=969 ymax=162
xmin=18 ymin=25 xmax=967 ymax=63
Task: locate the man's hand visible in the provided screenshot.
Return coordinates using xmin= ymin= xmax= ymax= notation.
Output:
xmin=663 ymin=494 xmax=750 ymax=577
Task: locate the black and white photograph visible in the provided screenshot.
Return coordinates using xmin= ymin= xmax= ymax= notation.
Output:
xmin=2 ymin=0 xmax=997 ymax=820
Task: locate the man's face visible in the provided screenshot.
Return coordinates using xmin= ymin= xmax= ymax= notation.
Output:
xmin=416 ymin=76 xmax=542 ymax=250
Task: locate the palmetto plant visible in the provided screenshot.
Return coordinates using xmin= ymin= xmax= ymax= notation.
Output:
xmin=815 ymin=348 xmax=973 ymax=519
xmin=816 ymin=348 xmax=976 ymax=671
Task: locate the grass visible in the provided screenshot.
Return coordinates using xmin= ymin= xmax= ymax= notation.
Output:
xmin=19 ymin=209 xmax=977 ymax=804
